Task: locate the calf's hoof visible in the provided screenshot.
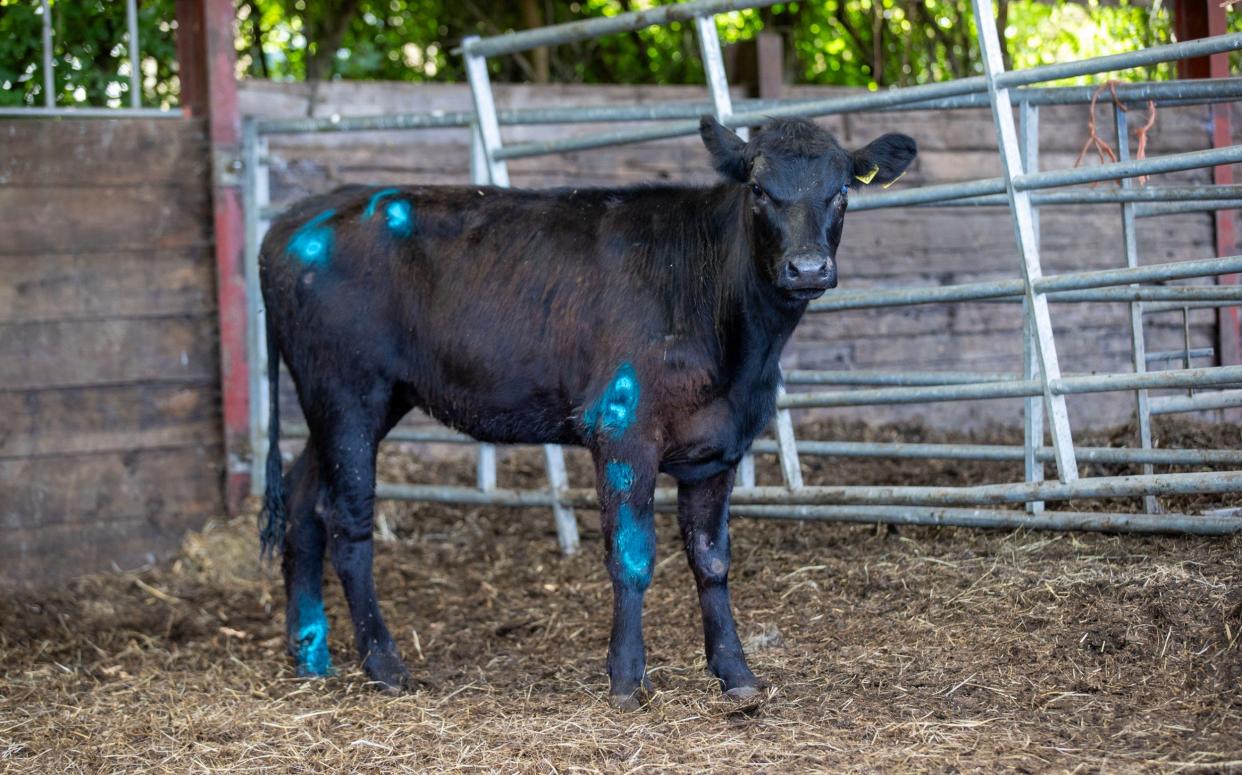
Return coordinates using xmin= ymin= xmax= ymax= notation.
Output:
xmin=608 ymin=675 xmax=654 ymax=712
xmin=362 ymin=649 xmax=414 ymax=693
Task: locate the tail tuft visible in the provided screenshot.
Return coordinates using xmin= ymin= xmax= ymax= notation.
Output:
xmin=258 ymin=301 xmax=286 ymax=559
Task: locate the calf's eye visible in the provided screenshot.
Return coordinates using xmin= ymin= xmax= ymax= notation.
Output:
xmin=750 ymin=183 xmax=765 ymax=199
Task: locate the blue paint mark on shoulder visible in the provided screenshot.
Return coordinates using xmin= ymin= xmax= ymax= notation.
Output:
xmin=615 ymin=504 xmax=655 ymax=590
xmin=294 ymin=597 xmax=332 ymax=677
xmin=287 ymin=209 xmax=335 ymax=266
xmin=585 ymin=362 xmax=641 ymax=440
xmin=605 ymin=460 xmax=635 ymax=493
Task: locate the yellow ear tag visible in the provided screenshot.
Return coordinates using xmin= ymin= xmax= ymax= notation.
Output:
xmin=854 ymin=163 xmax=880 ymax=185
xmin=881 ymin=169 xmax=907 ymax=189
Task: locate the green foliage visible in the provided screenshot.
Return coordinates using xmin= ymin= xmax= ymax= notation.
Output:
xmin=0 ymin=0 xmax=178 ymax=107
xmin=1 ymin=0 xmax=1235 ymax=109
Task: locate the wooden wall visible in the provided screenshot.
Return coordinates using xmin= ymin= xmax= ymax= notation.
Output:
xmin=0 ymin=118 xmax=224 ymax=585
xmin=241 ymin=80 xmax=1238 ymax=432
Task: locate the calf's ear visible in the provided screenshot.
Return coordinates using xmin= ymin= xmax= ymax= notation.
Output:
xmin=699 ymin=115 xmax=748 ymax=182
xmin=851 ymin=133 xmax=917 ymax=187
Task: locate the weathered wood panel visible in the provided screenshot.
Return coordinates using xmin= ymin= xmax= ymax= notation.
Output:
xmin=0 ymin=383 xmax=220 ymax=459
xmin=0 ymin=118 xmax=210 ymax=187
xmin=0 ymin=247 xmax=216 ymax=324
xmin=0 ymin=446 xmax=222 ymax=532
xmin=0 ymin=185 xmax=211 ymax=255
xmin=0 ymin=314 xmax=219 ymax=390
xmin=0 ymin=116 xmax=222 ymax=587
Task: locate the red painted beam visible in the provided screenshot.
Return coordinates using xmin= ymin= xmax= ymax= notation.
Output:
xmin=178 ymin=0 xmax=251 ymax=513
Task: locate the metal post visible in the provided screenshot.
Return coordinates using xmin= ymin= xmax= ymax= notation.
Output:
xmin=466 ymin=122 xmax=501 ymax=496
xmin=243 ymin=121 xmax=267 ymax=495
xmin=1114 ymin=104 xmax=1158 ymax=513
xmin=971 ymin=0 xmax=1079 ymax=482
xmin=739 ymin=453 xmax=756 ymax=488
xmin=126 ymin=0 xmax=141 ymax=107
xmin=774 ymin=382 xmax=804 ymax=489
xmin=1019 ymin=102 xmax=1045 ymax=513
xmin=462 ymin=36 xmax=510 ymax=187
xmin=40 ymin=0 xmax=53 ymax=107
xmin=694 ymin=14 xmax=747 ymax=140
xmin=544 ymin=445 xmax=579 ymax=555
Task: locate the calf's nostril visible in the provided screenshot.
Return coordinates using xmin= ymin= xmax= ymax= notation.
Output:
xmin=783 ymin=262 xmax=801 ymax=281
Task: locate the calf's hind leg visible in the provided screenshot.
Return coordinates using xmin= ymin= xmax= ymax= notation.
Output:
xmin=282 ymin=442 xmax=332 ymax=677
xmin=308 ymin=391 xmax=412 ymax=692
xmin=677 ymin=467 xmax=763 ymax=699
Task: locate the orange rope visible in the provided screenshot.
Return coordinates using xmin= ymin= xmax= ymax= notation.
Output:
xmin=1073 ymin=80 xmax=1157 ymax=187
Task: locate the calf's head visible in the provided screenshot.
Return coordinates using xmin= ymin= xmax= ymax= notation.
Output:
xmin=700 ymin=116 xmax=917 ymax=301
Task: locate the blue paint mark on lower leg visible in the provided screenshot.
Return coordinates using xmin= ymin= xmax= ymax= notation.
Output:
xmin=585 ymin=363 xmax=641 ymax=440
xmin=294 ymin=597 xmax=333 ymax=676
xmin=605 ymin=460 xmax=635 ymax=493
xmin=614 ymin=504 xmax=654 ymax=590
xmin=287 ymin=209 xmax=335 ymax=266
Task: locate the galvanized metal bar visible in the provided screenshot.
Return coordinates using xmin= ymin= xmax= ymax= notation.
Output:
xmin=0 ymin=106 xmax=179 ymax=118
xmin=780 ymin=364 xmax=1242 ymax=408
xmin=462 ymin=36 xmax=509 ymax=187
xmin=694 ymin=13 xmax=746 ymax=140
xmin=1150 ymin=389 xmax=1242 ymax=414
xmin=773 ymin=379 xmax=803 ymax=489
xmin=456 ymin=0 xmax=779 ymax=58
xmin=543 ymin=444 xmax=579 ymax=555
xmin=1114 ymin=103 xmax=1158 ymax=513
xmin=1148 ymin=347 xmax=1215 ymax=363
xmin=784 ymin=369 xmax=1018 ymax=386
xmin=747 ymin=438 xmax=1242 ymax=466
xmin=728 ymin=505 xmax=1242 ymax=535
xmin=377 ymin=469 xmax=1242 ymax=509
xmin=242 ymin=119 xmax=268 ymax=496
xmin=808 ymin=254 xmax=1242 ymax=313
xmin=40 ymin=0 xmax=53 ymax=107
xmin=907 ymin=185 xmax=1242 ymax=209
xmin=1144 ymin=299 xmax=1242 ymax=313
xmin=1135 ymin=200 xmax=1242 ymax=218
xmin=476 ymin=444 xmax=497 ymax=491
xmin=973 ymin=0 xmax=1077 ymax=481
xmin=244 ymin=79 xmax=1242 ymax=137
xmin=739 ymin=453 xmax=756 ymax=488
xmin=126 ymin=0 xmax=140 ymax=108
xmin=1019 ymin=101 xmax=1045 ymax=512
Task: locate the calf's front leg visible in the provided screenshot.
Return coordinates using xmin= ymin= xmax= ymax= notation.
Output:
xmin=594 ymin=447 xmax=658 ymax=710
xmin=677 ymin=466 xmax=763 ymax=699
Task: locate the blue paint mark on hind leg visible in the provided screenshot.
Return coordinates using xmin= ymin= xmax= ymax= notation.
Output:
xmin=287 ymin=209 xmax=336 ymax=266
xmin=614 ymin=504 xmax=654 ymax=591
xmin=363 ymin=188 xmax=416 ymax=237
xmin=586 ymin=363 xmax=641 ymax=440
xmin=293 ymin=597 xmax=333 ymax=677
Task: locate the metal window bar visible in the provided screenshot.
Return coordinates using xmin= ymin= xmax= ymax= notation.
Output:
xmin=242 ymin=7 xmax=1242 ymax=540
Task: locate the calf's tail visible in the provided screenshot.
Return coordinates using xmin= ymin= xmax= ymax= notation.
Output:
xmin=258 ymin=304 xmax=286 ymax=559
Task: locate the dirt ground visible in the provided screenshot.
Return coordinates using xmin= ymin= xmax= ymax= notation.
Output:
xmin=2 ymin=420 xmax=1241 ymax=773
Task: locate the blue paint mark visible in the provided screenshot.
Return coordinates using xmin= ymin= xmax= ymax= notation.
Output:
xmin=363 ymin=188 xmax=400 ymax=219
xmin=605 ymin=460 xmax=635 ymax=493
xmin=294 ymin=598 xmax=332 ymax=677
xmin=584 ymin=363 xmax=641 ymax=439
xmin=287 ymin=209 xmax=335 ymax=266
xmin=384 ymin=199 xmax=414 ymax=237
xmin=362 ymin=188 xmax=415 ymax=237
xmin=614 ymin=504 xmax=654 ymax=590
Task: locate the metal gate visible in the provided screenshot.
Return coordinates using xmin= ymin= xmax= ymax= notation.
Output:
xmin=243 ymin=0 xmax=1242 ymax=549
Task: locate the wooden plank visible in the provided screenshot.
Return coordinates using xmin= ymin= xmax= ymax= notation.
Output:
xmin=0 ymin=185 xmax=211 ymax=255
xmin=0 ymin=445 xmax=223 ymax=533
xmin=0 ymin=315 xmax=219 ymax=390
xmin=0 ymin=382 xmax=220 ymax=459
xmin=0 ymin=247 xmax=216 ymax=324
xmin=0 ymin=512 xmax=209 ymax=585
xmin=0 ymin=118 xmax=209 ymax=187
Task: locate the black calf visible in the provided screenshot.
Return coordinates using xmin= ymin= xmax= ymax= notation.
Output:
xmin=258 ymin=116 xmax=916 ymax=707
